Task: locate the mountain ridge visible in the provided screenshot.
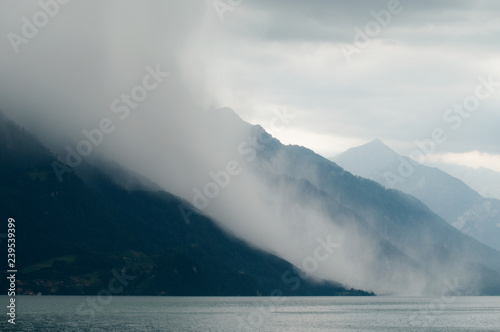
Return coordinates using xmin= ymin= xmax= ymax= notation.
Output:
xmin=331 ymin=139 xmax=500 ymax=252
xmin=426 ymin=162 xmax=500 ymax=200
xmin=3 ymin=110 xmax=500 ymax=295
xmin=0 ymin=111 xmax=371 ymax=296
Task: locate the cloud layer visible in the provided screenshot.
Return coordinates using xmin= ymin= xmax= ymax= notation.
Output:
xmin=180 ymin=0 xmax=500 ymax=163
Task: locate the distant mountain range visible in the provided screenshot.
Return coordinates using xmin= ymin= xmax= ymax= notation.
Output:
xmin=246 ymin=133 xmax=500 ymax=295
xmin=2 ymin=111 xmax=500 ymax=296
xmin=331 ymin=139 xmax=500 ymax=252
xmin=426 ymin=162 xmax=500 ymax=201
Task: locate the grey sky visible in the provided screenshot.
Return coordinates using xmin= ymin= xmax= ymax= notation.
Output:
xmin=184 ymin=0 xmax=500 ymax=170
xmin=1 ymin=0 xmax=499 ymax=171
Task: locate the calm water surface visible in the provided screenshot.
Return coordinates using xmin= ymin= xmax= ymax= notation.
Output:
xmin=1 ymin=296 xmax=499 ymax=331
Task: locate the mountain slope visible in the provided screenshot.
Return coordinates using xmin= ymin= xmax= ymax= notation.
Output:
xmin=243 ymin=129 xmax=500 ymax=294
xmin=330 ymin=139 xmax=500 ymax=252
xmin=3 ymin=110 xmax=500 ymax=296
xmin=0 ymin=111 xmax=369 ymax=296
xmin=427 ymin=162 xmax=500 ymax=200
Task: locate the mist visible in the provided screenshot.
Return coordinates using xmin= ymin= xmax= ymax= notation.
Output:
xmin=0 ymin=0 xmax=495 ymax=296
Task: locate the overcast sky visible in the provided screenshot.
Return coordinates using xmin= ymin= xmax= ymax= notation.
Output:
xmin=1 ymin=0 xmax=500 ymax=172
xmin=187 ymin=0 xmax=500 ymax=171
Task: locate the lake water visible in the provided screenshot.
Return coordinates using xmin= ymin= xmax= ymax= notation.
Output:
xmin=2 ymin=296 xmax=499 ymax=331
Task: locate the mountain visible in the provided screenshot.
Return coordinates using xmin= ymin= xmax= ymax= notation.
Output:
xmin=426 ymin=162 xmax=500 ymax=200
xmin=330 ymin=139 xmax=500 ymax=252
xmin=3 ymin=110 xmax=500 ymax=296
xmin=244 ymin=131 xmax=500 ymax=295
xmin=0 ymin=111 xmax=370 ymax=296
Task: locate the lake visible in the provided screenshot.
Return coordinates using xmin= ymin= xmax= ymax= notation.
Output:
xmin=2 ymin=296 xmax=499 ymax=331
